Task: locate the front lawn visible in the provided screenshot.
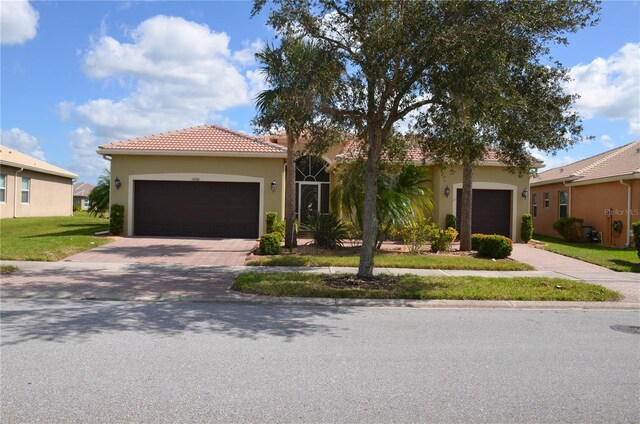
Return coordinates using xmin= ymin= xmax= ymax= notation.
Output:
xmin=0 ymin=213 xmax=111 ymax=261
xmin=247 ymin=251 xmax=533 ymax=271
xmin=233 ymin=272 xmax=621 ymax=301
xmin=533 ymin=234 xmax=639 ymax=273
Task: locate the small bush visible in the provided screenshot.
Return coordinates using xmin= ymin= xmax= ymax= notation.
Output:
xmin=109 ymin=204 xmax=124 ymax=236
xmin=521 ymin=214 xmax=533 ymax=243
xmin=477 ymin=235 xmax=513 ymax=259
xmin=266 ymin=212 xmax=278 ymax=233
xmin=553 ymin=216 xmax=584 ymax=242
xmin=400 ymin=220 xmax=430 ymax=254
xmin=445 ymin=214 xmax=456 ymax=229
xmin=301 ymin=213 xmax=348 ymax=249
xmin=260 ymin=232 xmax=282 ymax=255
xmin=632 ymin=221 xmax=640 ymax=258
xmin=426 ymin=223 xmax=458 ymax=253
xmin=471 ymin=234 xmax=489 ymax=251
xmin=73 ymin=204 xmax=82 ymax=213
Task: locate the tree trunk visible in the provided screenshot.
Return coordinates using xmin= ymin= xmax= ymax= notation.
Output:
xmin=284 ymin=132 xmax=297 ymax=248
xmin=459 ymin=163 xmax=473 ymax=251
xmin=357 ymin=127 xmax=383 ymax=278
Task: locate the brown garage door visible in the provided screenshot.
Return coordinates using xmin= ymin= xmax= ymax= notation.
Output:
xmin=456 ymin=189 xmax=511 ymax=237
xmin=134 ymin=181 xmax=259 ymax=238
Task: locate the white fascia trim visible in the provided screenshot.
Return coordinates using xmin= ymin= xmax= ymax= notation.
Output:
xmin=562 ymin=174 xmax=640 ymax=187
xmin=97 ymin=149 xmax=287 ymax=159
xmin=452 ymin=182 xmax=518 ymax=240
xmin=127 ymin=173 xmax=265 ymax=237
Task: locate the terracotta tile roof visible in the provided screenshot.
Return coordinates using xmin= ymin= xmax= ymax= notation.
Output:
xmin=0 ymin=145 xmax=77 ymax=179
xmin=98 ymin=125 xmax=287 ymax=155
xmin=532 ymin=141 xmax=640 ymax=185
xmin=336 ymin=138 xmax=503 ymax=163
xmin=73 ymin=182 xmax=95 ymax=197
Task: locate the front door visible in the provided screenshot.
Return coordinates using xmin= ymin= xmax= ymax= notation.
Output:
xmin=298 ymin=183 xmax=319 ymax=223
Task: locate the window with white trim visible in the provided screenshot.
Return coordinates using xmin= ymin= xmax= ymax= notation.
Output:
xmin=21 ymin=177 xmax=30 ymax=204
xmin=559 ymin=191 xmax=568 ymax=218
xmin=543 ymin=192 xmax=550 ymax=208
xmin=0 ymin=174 xmax=6 ymax=203
xmin=532 ymin=193 xmax=537 ymax=218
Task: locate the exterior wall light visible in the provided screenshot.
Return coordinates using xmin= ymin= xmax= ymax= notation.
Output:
xmin=114 ymin=177 xmax=122 ymax=190
xmin=444 ymin=186 xmax=450 ymax=198
xmin=270 ymin=180 xmax=277 ymax=192
xmin=522 ymin=187 xmax=529 ymax=199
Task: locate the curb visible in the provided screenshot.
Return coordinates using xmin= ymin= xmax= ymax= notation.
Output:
xmin=2 ymin=290 xmax=638 ymax=311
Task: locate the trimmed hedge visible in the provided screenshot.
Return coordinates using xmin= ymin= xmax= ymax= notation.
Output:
xmin=633 ymin=221 xmax=640 ymax=258
xmin=109 ymin=204 xmax=124 ymax=236
xmin=553 ymin=216 xmax=584 ymax=242
xmin=445 ymin=214 xmax=456 ymax=230
xmin=266 ymin=212 xmax=286 ymax=238
xmin=521 ymin=214 xmax=533 ymax=243
xmin=472 ymin=234 xmax=513 ymax=259
xmin=260 ymin=232 xmax=282 ymax=255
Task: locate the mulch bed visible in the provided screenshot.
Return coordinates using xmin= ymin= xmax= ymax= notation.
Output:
xmin=323 ymin=275 xmax=399 ymax=290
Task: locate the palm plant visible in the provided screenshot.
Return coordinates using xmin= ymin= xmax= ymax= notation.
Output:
xmin=87 ymin=169 xmax=110 ymax=217
xmin=331 ymin=162 xmax=433 ymax=249
xmin=253 ymin=37 xmax=342 ymax=248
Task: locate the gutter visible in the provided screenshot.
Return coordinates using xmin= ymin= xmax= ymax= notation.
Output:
xmin=620 ymin=179 xmax=632 ymax=247
xmin=13 ymin=168 xmax=23 ymax=218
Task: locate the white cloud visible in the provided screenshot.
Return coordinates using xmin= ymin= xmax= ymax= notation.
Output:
xmin=66 ymin=127 xmax=110 ymax=182
xmin=1 ymin=128 xmax=46 ymax=160
xmin=600 ymin=134 xmax=615 ymax=149
xmin=233 ymin=38 xmax=264 ymax=66
xmin=566 ymin=43 xmax=640 ymax=136
xmin=530 ymin=147 xmax=579 ymax=171
xmin=0 ymin=0 xmax=38 ymax=45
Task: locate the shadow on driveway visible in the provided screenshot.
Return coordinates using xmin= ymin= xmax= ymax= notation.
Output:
xmin=0 ymin=299 xmax=352 ymax=346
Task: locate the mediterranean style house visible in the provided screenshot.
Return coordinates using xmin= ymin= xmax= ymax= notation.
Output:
xmin=97 ymin=124 xmax=533 ymax=241
xmin=530 ymin=141 xmax=640 ymax=247
xmin=0 ymin=145 xmax=77 ymax=218
xmin=73 ymin=182 xmax=96 ymax=211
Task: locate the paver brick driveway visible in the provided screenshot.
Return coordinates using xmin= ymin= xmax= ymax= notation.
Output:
xmin=64 ymin=237 xmax=257 ymax=266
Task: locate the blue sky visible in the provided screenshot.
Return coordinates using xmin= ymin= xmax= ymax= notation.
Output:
xmin=1 ymin=1 xmax=639 ymax=183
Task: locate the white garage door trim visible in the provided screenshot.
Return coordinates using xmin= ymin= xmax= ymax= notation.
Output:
xmin=452 ymin=182 xmax=517 ymax=240
xmin=127 ymin=173 xmax=264 ymax=237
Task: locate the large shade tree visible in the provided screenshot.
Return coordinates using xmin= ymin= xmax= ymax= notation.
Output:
xmin=254 ymin=0 xmax=442 ymax=277
xmin=253 ymin=37 xmax=342 ymax=248
xmin=413 ymin=1 xmax=599 ymax=250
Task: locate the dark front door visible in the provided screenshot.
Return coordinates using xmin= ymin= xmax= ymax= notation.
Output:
xmin=134 ymin=180 xmax=259 ymax=238
xmin=456 ymin=189 xmax=511 ymax=237
xmin=298 ymin=183 xmax=319 ymax=223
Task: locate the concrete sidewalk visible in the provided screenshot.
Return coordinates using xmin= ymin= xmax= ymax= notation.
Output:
xmin=1 ymin=260 xmax=638 ymax=309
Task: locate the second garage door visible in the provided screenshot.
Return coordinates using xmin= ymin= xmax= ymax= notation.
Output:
xmin=456 ymin=189 xmax=512 ymax=238
xmin=134 ymin=180 xmax=260 ymax=238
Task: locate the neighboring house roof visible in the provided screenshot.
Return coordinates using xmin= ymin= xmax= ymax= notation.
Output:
xmin=73 ymin=182 xmax=95 ymax=197
xmin=531 ymin=141 xmax=640 ymax=186
xmin=0 ymin=145 xmax=77 ymax=179
xmin=98 ymin=125 xmax=288 ymax=157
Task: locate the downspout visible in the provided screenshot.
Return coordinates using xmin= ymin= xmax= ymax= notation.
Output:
xmin=13 ymin=168 xmax=23 ymax=218
xmin=620 ymin=179 xmax=632 ymax=247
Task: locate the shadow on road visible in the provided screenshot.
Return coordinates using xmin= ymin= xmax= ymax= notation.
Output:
xmin=0 ymin=299 xmax=352 ymax=346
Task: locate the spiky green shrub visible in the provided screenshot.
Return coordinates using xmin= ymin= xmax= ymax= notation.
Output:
xmin=301 ymin=213 xmax=348 ymax=249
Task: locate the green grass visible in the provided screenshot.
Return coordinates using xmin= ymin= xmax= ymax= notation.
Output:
xmin=0 ymin=212 xmax=111 ymax=261
xmin=0 ymin=265 xmax=19 ymax=273
xmin=247 ymin=252 xmax=533 ymax=271
xmin=233 ymin=272 xmax=621 ymax=301
xmin=534 ymin=234 xmax=639 ymax=273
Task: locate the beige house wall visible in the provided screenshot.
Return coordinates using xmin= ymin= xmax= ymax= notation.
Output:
xmin=433 ymin=165 xmax=530 ymax=242
xmin=109 ymin=155 xmax=286 ymax=236
xmin=529 ymin=182 xmax=568 ymax=239
xmin=0 ymin=165 xmax=74 ymax=218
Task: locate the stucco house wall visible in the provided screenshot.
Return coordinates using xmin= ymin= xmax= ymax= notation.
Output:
xmin=0 ymin=165 xmax=74 ymax=218
xmin=109 ymin=154 xmax=286 ymax=236
xmin=529 ymin=182 xmax=568 ymax=239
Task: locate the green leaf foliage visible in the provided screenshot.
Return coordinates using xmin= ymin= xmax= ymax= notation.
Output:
xmin=632 ymin=221 xmax=640 ymax=258
xmin=521 ymin=214 xmax=534 ymax=243
xmin=87 ymin=169 xmax=110 ymax=217
xmin=260 ymin=232 xmax=283 ymax=255
xmin=476 ymin=235 xmax=513 ymax=259
xmin=109 ymin=204 xmax=124 ymax=236
xmin=553 ymin=216 xmax=584 ymax=242
xmin=300 ymin=213 xmax=349 ymax=249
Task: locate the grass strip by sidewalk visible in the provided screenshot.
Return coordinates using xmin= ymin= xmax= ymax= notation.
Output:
xmin=0 ymin=213 xmax=111 ymax=261
xmin=247 ymin=253 xmax=533 ymax=271
xmin=233 ymin=272 xmax=621 ymax=302
xmin=0 ymin=265 xmax=19 ymax=273
xmin=534 ymin=234 xmax=639 ymax=273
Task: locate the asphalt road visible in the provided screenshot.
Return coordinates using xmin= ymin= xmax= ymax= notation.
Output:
xmin=1 ymin=299 xmax=639 ymax=423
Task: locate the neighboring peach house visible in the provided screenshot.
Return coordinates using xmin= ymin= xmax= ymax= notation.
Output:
xmin=97 ymin=124 xmax=533 ymax=241
xmin=0 ymin=145 xmax=77 ymax=218
xmin=530 ymin=141 xmax=640 ymax=247
xmin=73 ymin=182 xmax=95 ymax=211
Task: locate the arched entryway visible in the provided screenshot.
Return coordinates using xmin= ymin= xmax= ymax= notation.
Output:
xmin=295 ymin=156 xmax=330 ymax=223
